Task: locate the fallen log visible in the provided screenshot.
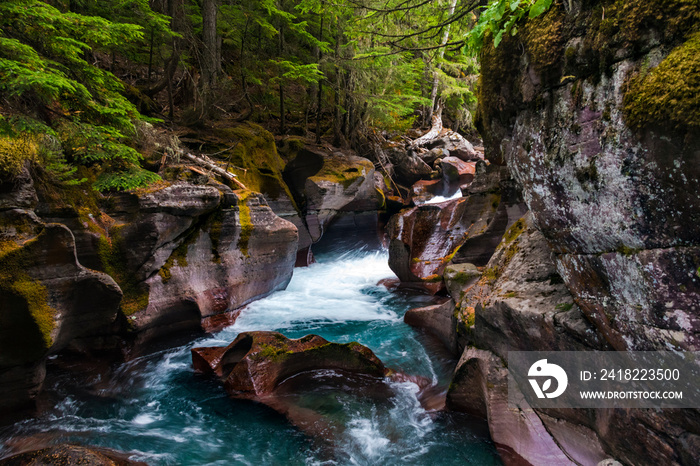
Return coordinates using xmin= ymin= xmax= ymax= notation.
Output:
xmin=184 ymin=152 xmax=247 ymax=190
xmin=411 ymin=112 xmax=443 ymax=148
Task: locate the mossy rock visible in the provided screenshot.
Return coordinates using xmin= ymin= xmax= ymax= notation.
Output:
xmin=623 ymin=31 xmax=700 ymax=133
xmin=197 ymin=122 xmax=295 ymax=204
xmin=97 ymin=227 xmax=149 ymax=317
xmin=0 ymin=136 xmax=38 ymax=178
xmin=309 ymin=155 xmax=374 ymax=189
xmin=0 ymin=234 xmax=57 ymax=364
xmin=235 ymin=189 xmax=255 ymax=257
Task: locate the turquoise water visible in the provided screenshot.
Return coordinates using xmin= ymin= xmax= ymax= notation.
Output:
xmin=0 ymin=247 xmax=501 ymax=465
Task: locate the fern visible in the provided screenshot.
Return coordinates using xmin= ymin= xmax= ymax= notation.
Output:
xmin=0 ymin=1 xmax=162 ymax=191
xmin=93 ymin=167 xmax=162 ymax=192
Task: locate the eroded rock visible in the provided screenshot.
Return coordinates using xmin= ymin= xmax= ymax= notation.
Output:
xmin=192 ymin=331 xmax=386 ymax=396
xmin=192 ymin=331 xmax=397 ymax=438
xmin=0 ymin=444 xmax=145 ymax=465
xmin=304 ymin=152 xmax=382 ymax=243
xmin=0 ymin=213 xmax=122 ymax=412
xmin=112 ymin=187 xmax=298 ymax=345
xmin=387 ymin=193 xmax=504 ymax=293
xmin=439 ymin=157 xmax=476 ymax=184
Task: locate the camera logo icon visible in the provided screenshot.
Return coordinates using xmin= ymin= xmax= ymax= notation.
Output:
xmin=528 ymin=359 xmax=568 ymax=399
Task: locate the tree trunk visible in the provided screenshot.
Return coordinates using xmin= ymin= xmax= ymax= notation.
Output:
xmin=278 ymin=5 xmax=286 ymax=134
xmin=201 ymin=0 xmax=220 ymax=115
xmin=333 ymin=19 xmax=343 ymax=146
xmin=315 ymin=11 xmax=324 ymax=144
xmin=279 ymin=83 xmax=286 ymax=134
xmin=427 ymin=0 xmax=458 ymax=121
xmin=148 ymin=27 xmax=154 ymax=82
xmin=236 ymin=16 xmax=253 ymax=121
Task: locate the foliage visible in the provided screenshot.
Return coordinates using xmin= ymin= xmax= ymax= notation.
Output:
xmin=464 ymin=0 xmax=553 ymax=55
xmin=0 ymin=134 xmax=37 ymax=177
xmin=93 ymin=166 xmax=161 ymax=191
xmin=0 ymin=0 xmax=161 ymax=190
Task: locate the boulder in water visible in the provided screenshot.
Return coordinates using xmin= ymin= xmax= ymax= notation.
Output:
xmin=192 ymin=331 xmax=386 ymax=398
xmin=439 ymin=157 xmax=476 ymax=184
xmin=0 ymin=444 xmax=146 ymax=465
xmin=192 ymin=331 xmax=405 ymax=439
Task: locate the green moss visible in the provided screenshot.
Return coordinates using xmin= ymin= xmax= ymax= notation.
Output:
xmin=158 ymin=234 xmax=194 ymax=283
xmin=209 ymin=122 xmax=295 ymax=204
xmin=597 ymin=0 xmax=699 ymax=48
xmin=504 ymin=219 xmax=526 ymax=244
xmin=504 ymin=291 xmax=517 ymax=298
xmin=276 ymin=137 xmax=306 ymax=162
xmin=0 ymin=237 xmax=57 ymax=350
xmin=375 ymin=187 xmax=386 ymax=210
xmin=521 ymin=4 xmax=566 ymax=79
xmin=449 ymin=272 xmax=474 ymax=285
xmin=383 ymin=175 xmax=392 ymax=190
xmin=97 ymin=228 xmax=148 ymax=316
xmin=482 ymin=266 xmax=500 ymax=283
xmin=623 ymin=31 xmax=700 ymax=132
xmin=33 ymin=165 xmax=101 ymax=216
xmin=465 ymin=309 xmax=475 ymax=327
xmin=256 ymin=342 xmax=291 ymax=361
xmin=236 ymin=190 xmax=254 ymax=257
xmin=555 ymin=303 xmax=574 ymax=312
xmin=0 ymin=135 xmax=37 ymax=177
xmin=481 ymin=218 xmax=527 ymax=284
xmin=617 ymin=244 xmax=641 ymax=256
xmin=310 ymin=157 xmax=373 ymax=189
xmin=503 ymin=241 xmax=519 ymax=264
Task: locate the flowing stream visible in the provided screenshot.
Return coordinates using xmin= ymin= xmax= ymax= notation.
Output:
xmin=0 ymin=241 xmax=501 ymax=465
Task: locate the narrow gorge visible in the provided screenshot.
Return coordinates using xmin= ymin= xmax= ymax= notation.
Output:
xmin=1 ymin=0 xmax=699 ymax=465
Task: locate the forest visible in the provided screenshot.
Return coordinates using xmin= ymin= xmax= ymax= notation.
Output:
xmin=0 ymin=0 xmax=555 ymax=191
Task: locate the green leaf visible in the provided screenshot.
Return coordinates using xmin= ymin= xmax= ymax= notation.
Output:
xmin=494 ymin=30 xmax=504 ymax=48
xmin=529 ymin=0 xmax=553 ymax=18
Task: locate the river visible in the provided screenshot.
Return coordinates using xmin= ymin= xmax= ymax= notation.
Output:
xmin=0 ymin=241 xmax=501 ymax=465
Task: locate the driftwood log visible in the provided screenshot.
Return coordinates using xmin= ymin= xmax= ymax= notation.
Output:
xmin=411 ymin=112 xmax=443 ymax=148
xmin=409 ymin=110 xmax=480 ymax=161
xmin=184 ymin=152 xmax=247 ymax=190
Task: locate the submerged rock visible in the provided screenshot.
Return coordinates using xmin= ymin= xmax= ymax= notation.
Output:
xmin=191 ymin=331 xmax=408 ymax=438
xmin=0 ymin=444 xmax=145 ymax=465
xmin=192 ymin=331 xmax=386 ymax=397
